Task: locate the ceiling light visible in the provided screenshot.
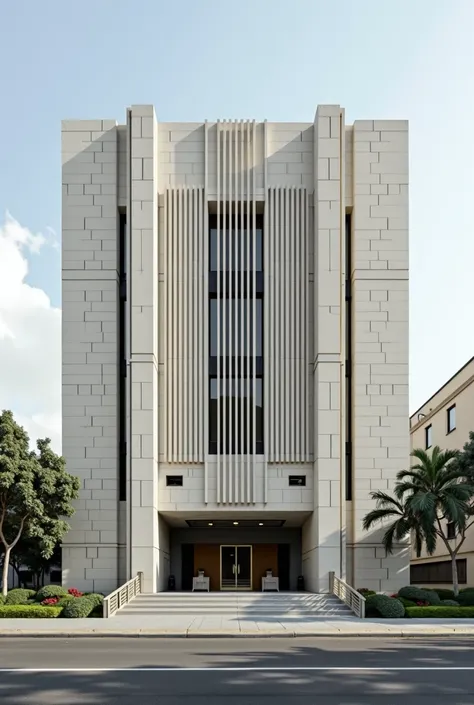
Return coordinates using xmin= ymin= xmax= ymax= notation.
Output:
xmin=208 ymin=522 xmax=213 ymax=526
xmin=259 ymin=522 xmax=264 ymax=526
xmin=233 ymin=521 xmax=239 ymax=526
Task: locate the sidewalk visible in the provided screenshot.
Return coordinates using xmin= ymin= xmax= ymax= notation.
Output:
xmin=2 ymin=615 xmax=474 ymax=637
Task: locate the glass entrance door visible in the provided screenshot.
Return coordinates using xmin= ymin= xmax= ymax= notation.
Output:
xmin=220 ymin=545 xmax=252 ymax=590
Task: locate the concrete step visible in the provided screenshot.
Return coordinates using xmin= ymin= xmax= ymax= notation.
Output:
xmin=117 ymin=592 xmax=354 ymax=617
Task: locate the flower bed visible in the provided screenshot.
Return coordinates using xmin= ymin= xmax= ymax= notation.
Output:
xmin=358 ymin=586 xmax=474 ymax=618
xmin=0 ymin=587 xmax=104 ymax=618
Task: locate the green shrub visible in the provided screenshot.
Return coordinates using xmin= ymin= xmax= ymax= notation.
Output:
xmin=57 ymin=595 xmax=76 ymax=607
xmin=456 ymin=592 xmax=474 ymax=606
xmin=398 ymin=586 xmax=441 ymax=605
xmin=365 ymin=594 xmax=405 ymax=618
xmin=84 ymin=593 xmax=104 ymax=609
xmin=0 ymin=605 xmax=62 ymax=618
xmin=62 ymin=596 xmax=95 ymax=618
xmin=0 ymin=594 xmax=5 ymax=605
xmin=5 ymin=589 xmax=36 ymax=605
xmin=406 ymin=606 xmax=474 ymax=619
xmin=441 ymin=599 xmax=459 ymax=606
xmin=89 ymin=605 xmax=104 ymax=618
xmin=35 ymin=585 xmax=68 ymax=602
xmin=459 ymin=587 xmax=474 ymax=594
xmin=396 ymin=596 xmax=416 ymax=609
xmin=357 ymin=588 xmax=376 ymax=596
xmin=429 ymin=588 xmax=455 ymax=600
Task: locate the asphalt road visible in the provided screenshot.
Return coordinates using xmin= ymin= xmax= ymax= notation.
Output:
xmin=1 ymin=637 xmax=474 ymax=704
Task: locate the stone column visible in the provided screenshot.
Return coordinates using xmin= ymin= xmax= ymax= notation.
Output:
xmin=302 ymin=105 xmax=345 ymax=592
xmin=128 ymin=105 xmax=166 ymax=592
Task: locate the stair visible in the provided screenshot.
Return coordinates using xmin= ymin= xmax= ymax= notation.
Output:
xmin=117 ymin=592 xmax=354 ymax=618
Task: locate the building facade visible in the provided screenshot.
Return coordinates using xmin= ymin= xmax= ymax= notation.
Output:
xmin=410 ymin=356 xmax=474 ymax=587
xmin=61 ymin=105 xmax=409 ymax=594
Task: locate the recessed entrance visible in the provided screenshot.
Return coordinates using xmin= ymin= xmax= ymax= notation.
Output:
xmin=220 ymin=545 xmax=252 ymax=589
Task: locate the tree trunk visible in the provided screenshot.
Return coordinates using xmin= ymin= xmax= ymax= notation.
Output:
xmin=452 ymin=554 xmax=459 ymax=596
xmin=2 ymin=548 xmax=11 ymax=597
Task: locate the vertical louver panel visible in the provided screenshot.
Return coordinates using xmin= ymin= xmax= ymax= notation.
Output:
xmin=267 ymin=186 xmax=310 ymax=463
xmin=164 ymin=187 xmax=205 ymax=463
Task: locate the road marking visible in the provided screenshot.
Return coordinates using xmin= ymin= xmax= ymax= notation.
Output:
xmin=1 ymin=667 xmax=474 ymax=672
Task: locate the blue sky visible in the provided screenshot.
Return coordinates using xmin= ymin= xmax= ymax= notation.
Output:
xmin=0 ymin=0 xmax=473 ymax=445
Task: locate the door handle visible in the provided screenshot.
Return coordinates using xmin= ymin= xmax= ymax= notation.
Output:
xmin=237 ymin=565 xmax=240 ymax=575
xmin=232 ymin=564 xmax=235 ymax=575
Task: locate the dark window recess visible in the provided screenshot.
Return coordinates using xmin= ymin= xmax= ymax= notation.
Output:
xmin=289 ymin=476 xmax=306 ymax=487
xmin=425 ymin=424 xmax=432 ymax=449
xmin=181 ymin=544 xmax=195 ymax=591
xmin=209 ymin=209 xmax=264 ymax=456
xmin=119 ymin=212 xmax=127 ymax=501
xmin=345 ymin=213 xmax=353 ymax=500
xmin=447 ymin=405 xmax=456 ymax=433
xmin=447 ymin=522 xmax=456 ymax=540
xmin=411 ymin=559 xmax=467 ymax=584
xmin=277 ymin=544 xmax=290 ymax=591
xmin=166 ymin=475 xmax=183 ymax=487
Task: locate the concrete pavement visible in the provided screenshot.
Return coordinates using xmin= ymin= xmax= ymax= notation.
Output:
xmin=1 ymin=637 xmax=473 ymax=703
xmin=1 ymin=614 xmax=474 ymax=637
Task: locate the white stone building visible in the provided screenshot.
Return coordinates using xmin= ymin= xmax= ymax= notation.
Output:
xmin=61 ymin=105 xmax=410 ymax=595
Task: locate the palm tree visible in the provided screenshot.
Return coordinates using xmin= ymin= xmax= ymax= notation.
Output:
xmin=363 ymin=446 xmax=474 ymax=596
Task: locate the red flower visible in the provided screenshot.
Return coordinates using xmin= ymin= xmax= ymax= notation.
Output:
xmin=42 ymin=597 xmax=59 ymax=605
xmin=416 ymin=600 xmax=429 ymax=606
xmin=68 ymin=588 xmax=83 ymax=597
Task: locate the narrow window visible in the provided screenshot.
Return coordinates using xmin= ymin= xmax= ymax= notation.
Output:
xmin=119 ymin=212 xmax=127 ymax=501
xmin=447 ymin=405 xmax=456 ymax=434
xmin=447 ymin=522 xmax=456 ymax=540
xmin=425 ymin=424 xmax=432 ymax=449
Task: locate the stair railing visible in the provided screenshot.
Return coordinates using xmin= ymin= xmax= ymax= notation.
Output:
xmin=329 ymin=571 xmax=365 ymax=618
xmin=103 ymin=572 xmax=144 ymax=618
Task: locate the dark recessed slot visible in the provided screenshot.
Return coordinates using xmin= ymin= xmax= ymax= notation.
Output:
xmin=289 ymin=475 xmax=306 ymax=487
xmin=166 ymin=475 xmax=183 ymax=487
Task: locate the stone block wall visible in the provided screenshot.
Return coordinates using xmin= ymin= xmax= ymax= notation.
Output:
xmin=350 ymin=120 xmax=410 ymax=592
xmin=61 ymin=120 xmax=120 ymax=594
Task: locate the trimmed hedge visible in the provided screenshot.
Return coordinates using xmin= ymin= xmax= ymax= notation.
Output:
xmin=398 ymin=586 xmax=441 ymax=605
xmin=366 ymin=594 xmax=405 ymax=618
xmin=5 ymin=589 xmax=36 ymax=605
xmin=0 ymin=605 xmax=62 ymax=619
xmin=62 ymin=596 xmax=96 ymax=619
xmin=441 ymin=599 xmax=459 ymax=606
xmin=0 ymin=594 xmax=5 ymax=605
xmin=459 ymin=587 xmax=474 ymax=594
xmin=406 ymin=606 xmax=474 ymax=619
xmin=357 ymin=589 xmax=376 ymax=597
xmin=35 ymin=585 xmax=68 ymax=602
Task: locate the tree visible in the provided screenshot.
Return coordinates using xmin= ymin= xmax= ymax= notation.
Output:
xmin=0 ymin=410 xmax=80 ymax=596
xmin=363 ymin=446 xmax=474 ymax=596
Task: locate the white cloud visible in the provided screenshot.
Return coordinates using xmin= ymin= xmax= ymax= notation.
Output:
xmin=0 ymin=213 xmax=61 ymax=451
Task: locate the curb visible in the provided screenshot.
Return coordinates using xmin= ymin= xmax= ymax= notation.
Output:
xmin=2 ymin=629 xmax=474 ymax=638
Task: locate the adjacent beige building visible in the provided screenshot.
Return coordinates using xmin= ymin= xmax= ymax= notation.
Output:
xmin=61 ymin=105 xmax=410 ymax=595
xmin=410 ymin=356 xmax=474 ymax=587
